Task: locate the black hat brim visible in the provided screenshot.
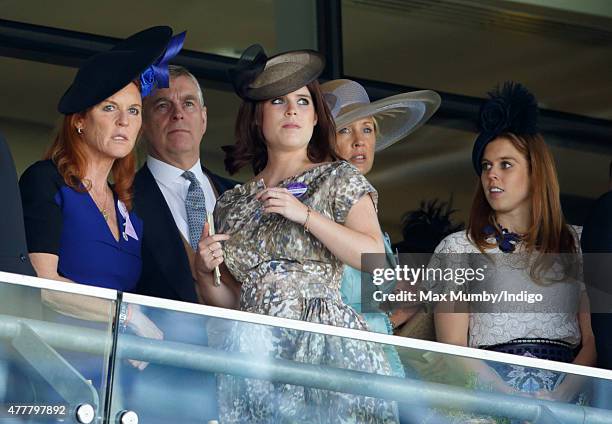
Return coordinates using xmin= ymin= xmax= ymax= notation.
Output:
xmin=57 ymin=26 xmax=173 ymax=115
xmin=472 ymin=132 xmax=495 ymax=175
xmin=110 ymin=26 xmax=172 ymax=57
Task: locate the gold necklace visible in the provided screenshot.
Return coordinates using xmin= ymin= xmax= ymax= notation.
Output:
xmin=91 ymin=187 xmax=110 ymax=221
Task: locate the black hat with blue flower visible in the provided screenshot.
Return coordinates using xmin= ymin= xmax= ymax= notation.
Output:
xmin=58 ymin=26 xmax=185 ymax=114
xmin=472 ymin=81 xmax=539 ymax=175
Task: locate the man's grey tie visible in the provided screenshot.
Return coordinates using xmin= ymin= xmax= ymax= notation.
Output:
xmin=182 ymin=171 xmax=207 ymax=250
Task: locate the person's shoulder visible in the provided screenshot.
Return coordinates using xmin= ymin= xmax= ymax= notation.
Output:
xmin=434 ymin=231 xmax=478 ymax=253
xmin=20 ymin=160 xmax=62 ymax=186
xmin=323 ymin=160 xmax=375 ymax=190
xmin=440 ymin=230 xmax=470 ymax=244
xmin=303 ymin=160 xmax=352 ymax=177
xmin=214 ymin=179 xmax=253 ymax=207
xmin=22 ymin=159 xmax=58 ymax=175
xmin=202 ymin=165 xmax=240 ymax=192
xmin=592 ymin=190 xmax=612 ymax=211
xmin=321 ymin=160 xmax=367 ymax=184
xmin=329 ymin=160 xmax=358 ymax=174
xmin=19 ymin=160 xmax=65 ymax=209
xmin=134 ymin=162 xmax=153 ymax=185
xmin=209 ymin=171 xmax=240 ymax=187
xmin=135 ymin=162 xmax=149 ymax=176
xmin=582 ymin=191 xmax=612 ymax=252
xmin=597 ymin=190 xmax=612 ymax=202
xmin=583 ymin=191 xmax=612 ymax=231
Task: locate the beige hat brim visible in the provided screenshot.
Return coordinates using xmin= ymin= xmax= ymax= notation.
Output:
xmin=246 ymin=50 xmax=325 ymax=101
xmin=334 ymin=90 xmax=441 ymax=152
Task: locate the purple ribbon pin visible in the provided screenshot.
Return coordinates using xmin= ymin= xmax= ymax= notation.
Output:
xmin=118 ymin=200 xmax=138 ymax=241
xmin=287 ymin=182 xmax=307 ymax=198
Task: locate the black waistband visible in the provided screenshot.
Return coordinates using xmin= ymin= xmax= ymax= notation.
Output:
xmin=481 ymin=338 xmax=576 ymax=363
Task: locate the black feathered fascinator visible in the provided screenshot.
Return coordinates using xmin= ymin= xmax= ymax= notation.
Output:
xmin=472 ymin=81 xmax=539 ymax=175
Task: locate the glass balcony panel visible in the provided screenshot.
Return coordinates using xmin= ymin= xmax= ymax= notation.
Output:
xmin=110 ymin=293 xmax=612 ymax=424
xmin=0 ymin=274 xmax=117 ymax=423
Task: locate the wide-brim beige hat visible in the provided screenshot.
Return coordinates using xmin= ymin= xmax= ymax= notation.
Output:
xmin=229 ymin=44 xmax=325 ymax=101
xmin=321 ymin=79 xmax=441 ymax=152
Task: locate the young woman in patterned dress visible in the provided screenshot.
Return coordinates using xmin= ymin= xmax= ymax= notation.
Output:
xmin=197 ymin=45 xmax=399 ymax=423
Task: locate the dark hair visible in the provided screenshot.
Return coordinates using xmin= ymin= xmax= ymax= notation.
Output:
xmin=394 ymin=198 xmax=464 ymax=254
xmin=223 ymin=80 xmax=337 ymax=175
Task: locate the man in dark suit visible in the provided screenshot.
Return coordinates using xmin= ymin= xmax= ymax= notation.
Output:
xmin=0 ymin=133 xmax=43 ymax=406
xmin=0 ymin=132 xmax=40 ymax=317
xmin=0 ymin=133 xmax=36 ymax=278
xmin=134 ymin=65 xmax=235 ymax=304
xmin=582 ymin=167 xmax=612 ymax=407
xmin=131 ymin=65 xmax=235 ymax=423
xmin=582 ymin=187 xmax=612 ymax=370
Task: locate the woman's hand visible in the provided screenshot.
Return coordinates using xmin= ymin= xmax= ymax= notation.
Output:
xmin=125 ymin=305 xmax=164 ymax=370
xmin=195 ymin=222 xmax=230 ymax=275
xmin=405 ymin=353 xmax=460 ymax=384
xmin=256 ymin=187 xmax=308 ymax=225
xmin=253 ymin=186 xmax=382 ymax=269
xmin=532 ymin=387 xmax=575 ymax=403
xmin=531 ymin=375 xmax=585 ymax=403
xmin=389 ymin=307 xmax=419 ymax=330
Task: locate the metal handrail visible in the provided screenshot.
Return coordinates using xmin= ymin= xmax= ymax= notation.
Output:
xmin=3 ymin=271 xmax=610 ymax=383
xmin=1 ymin=314 xmax=611 ymax=423
xmin=124 ymin=291 xmax=612 ymax=382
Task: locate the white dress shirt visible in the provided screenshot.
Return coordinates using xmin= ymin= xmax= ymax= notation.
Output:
xmin=147 ymin=156 xmax=217 ymax=243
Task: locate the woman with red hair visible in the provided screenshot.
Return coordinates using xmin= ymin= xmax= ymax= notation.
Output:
xmin=19 ymin=26 xmax=183 ymax=345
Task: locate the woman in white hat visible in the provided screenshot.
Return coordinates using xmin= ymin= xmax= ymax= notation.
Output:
xmin=321 ymin=79 xmax=441 ymax=377
xmin=321 ymin=79 xmax=440 ymax=176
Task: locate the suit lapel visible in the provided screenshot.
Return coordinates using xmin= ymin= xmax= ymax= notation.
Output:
xmin=202 ymin=165 xmax=222 ymax=195
xmin=135 ymin=165 xmax=197 ymax=303
xmin=202 ymin=165 xmax=236 ymax=196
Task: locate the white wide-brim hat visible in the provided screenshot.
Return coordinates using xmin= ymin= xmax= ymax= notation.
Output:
xmin=321 ymin=79 xmax=441 ymax=151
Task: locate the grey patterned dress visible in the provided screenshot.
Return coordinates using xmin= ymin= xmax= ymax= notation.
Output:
xmin=213 ymin=161 xmax=398 ymax=423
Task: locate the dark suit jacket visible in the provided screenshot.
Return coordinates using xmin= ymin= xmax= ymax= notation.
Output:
xmin=0 ymin=133 xmax=40 ymax=321
xmin=581 ymin=190 xmax=612 ymax=370
xmin=0 ymin=134 xmax=36 ymax=277
xmin=133 ymin=162 xmax=237 ymax=303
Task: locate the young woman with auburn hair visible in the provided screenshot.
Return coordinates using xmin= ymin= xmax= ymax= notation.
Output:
xmin=224 ymin=79 xmax=335 ymax=176
xmin=197 ymin=44 xmax=398 ymax=423
xmin=432 ymin=82 xmax=595 ymax=406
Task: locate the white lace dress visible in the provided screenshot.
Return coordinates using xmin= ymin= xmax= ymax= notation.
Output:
xmin=432 ymin=229 xmax=583 ymax=349
xmin=428 ymin=228 xmax=587 ymax=403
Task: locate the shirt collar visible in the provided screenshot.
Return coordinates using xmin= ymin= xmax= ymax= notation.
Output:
xmin=147 ymin=156 xmax=204 ymax=186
